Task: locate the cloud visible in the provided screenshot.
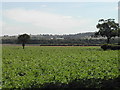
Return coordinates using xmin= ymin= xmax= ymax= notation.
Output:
xmin=41 ymin=5 xmax=47 ymax=8
xmin=2 ymin=0 xmax=119 ymax=2
xmin=0 ymin=21 xmax=2 ymax=36
xmin=3 ymin=8 xmax=96 ymax=35
xmin=62 ymin=16 xmax=73 ymax=19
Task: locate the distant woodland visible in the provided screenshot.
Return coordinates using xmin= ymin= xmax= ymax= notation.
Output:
xmin=1 ymin=32 xmax=120 ymax=46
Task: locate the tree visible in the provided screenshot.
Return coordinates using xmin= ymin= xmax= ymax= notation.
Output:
xmin=118 ymin=28 xmax=120 ymax=37
xmin=18 ymin=34 xmax=30 ymax=49
xmin=95 ymin=19 xmax=119 ymax=43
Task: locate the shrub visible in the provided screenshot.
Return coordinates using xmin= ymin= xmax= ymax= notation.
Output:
xmin=101 ymin=44 xmax=120 ymax=50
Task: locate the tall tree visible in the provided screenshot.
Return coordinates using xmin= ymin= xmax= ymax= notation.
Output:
xmin=95 ymin=19 xmax=119 ymax=43
xmin=18 ymin=34 xmax=30 ymax=49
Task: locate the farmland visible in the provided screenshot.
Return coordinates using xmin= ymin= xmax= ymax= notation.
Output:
xmin=2 ymin=45 xmax=120 ymax=88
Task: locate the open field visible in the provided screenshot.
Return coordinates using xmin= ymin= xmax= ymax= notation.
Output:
xmin=2 ymin=46 xmax=120 ymax=88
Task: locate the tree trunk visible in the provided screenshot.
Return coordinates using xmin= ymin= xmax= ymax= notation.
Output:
xmin=22 ymin=43 xmax=25 ymax=49
xmin=107 ymin=37 xmax=111 ymax=44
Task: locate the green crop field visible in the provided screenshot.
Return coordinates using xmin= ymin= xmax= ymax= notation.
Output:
xmin=2 ymin=46 xmax=120 ymax=88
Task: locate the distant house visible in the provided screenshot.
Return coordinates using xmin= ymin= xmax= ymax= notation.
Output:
xmin=56 ymin=38 xmax=64 ymax=40
xmin=50 ymin=37 xmax=64 ymax=40
xmin=50 ymin=38 xmax=54 ymax=40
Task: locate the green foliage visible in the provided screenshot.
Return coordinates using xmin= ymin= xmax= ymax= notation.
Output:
xmin=101 ymin=44 xmax=120 ymax=50
xmin=96 ymin=19 xmax=119 ymax=43
xmin=18 ymin=34 xmax=30 ymax=49
xmin=2 ymin=46 xmax=120 ymax=88
xmin=18 ymin=34 xmax=30 ymax=43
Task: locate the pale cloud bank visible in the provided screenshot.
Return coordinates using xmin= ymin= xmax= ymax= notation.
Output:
xmin=0 ymin=21 xmax=2 ymax=36
xmin=41 ymin=5 xmax=47 ymax=8
xmin=2 ymin=0 xmax=119 ymax=2
xmin=3 ymin=8 xmax=95 ymax=35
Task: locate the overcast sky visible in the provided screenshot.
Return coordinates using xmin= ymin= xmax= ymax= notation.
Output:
xmin=1 ymin=1 xmax=119 ymax=36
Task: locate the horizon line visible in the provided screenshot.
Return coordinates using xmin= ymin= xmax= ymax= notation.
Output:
xmin=1 ymin=31 xmax=96 ymax=36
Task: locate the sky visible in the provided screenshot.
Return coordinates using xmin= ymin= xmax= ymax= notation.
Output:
xmin=118 ymin=1 xmax=120 ymax=26
xmin=1 ymin=1 xmax=119 ymax=36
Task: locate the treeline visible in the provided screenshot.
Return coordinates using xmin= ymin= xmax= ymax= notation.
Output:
xmin=2 ymin=38 xmax=120 ymax=46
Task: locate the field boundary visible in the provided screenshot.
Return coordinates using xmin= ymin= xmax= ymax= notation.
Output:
xmin=2 ymin=44 xmax=100 ymax=47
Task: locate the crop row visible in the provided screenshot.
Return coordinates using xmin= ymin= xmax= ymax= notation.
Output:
xmin=2 ymin=46 xmax=120 ymax=88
